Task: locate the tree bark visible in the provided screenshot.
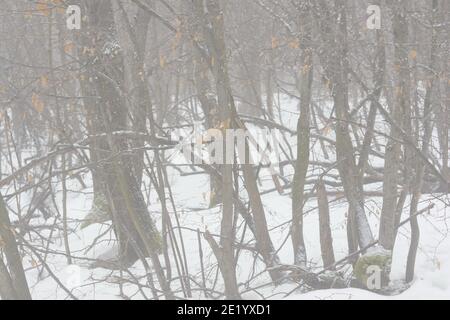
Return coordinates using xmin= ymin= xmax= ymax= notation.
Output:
xmin=379 ymin=0 xmax=410 ymax=252
xmin=291 ymin=4 xmax=313 ymax=267
xmin=317 ymin=180 xmax=335 ymax=269
xmin=0 ymin=193 xmax=31 ymax=300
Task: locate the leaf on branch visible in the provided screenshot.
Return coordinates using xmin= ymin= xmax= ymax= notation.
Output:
xmin=322 ymin=125 xmax=332 ymax=136
xmin=40 ymin=76 xmax=49 ymax=88
xmin=218 ymin=118 xmax=231 ymax=130
xmin=64 ymin=42 xmax=75 ymax=54
xmin=302 ymin=64 xmax=311 ymax=75
xmin=289 ymin=38 xmax=300 ymax=49
xmin=51 ymin=0 xmax=65 ymax=15
xmin=36 ymin=1 xmax=50 ymax=16
xmin=32 ymin=93 xmax=45 ymax=113
xmin=271 ymin=36 xmax=279 ymax=49
xmin=159 ymin=55 xmax=166 ymax=68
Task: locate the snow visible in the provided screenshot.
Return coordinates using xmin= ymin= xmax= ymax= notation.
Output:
xmin=2 ymin=95 xmax=450 ymax=300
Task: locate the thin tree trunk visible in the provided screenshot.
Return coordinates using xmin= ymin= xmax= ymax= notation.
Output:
xmin=406 ymin=0 xmax=440 ymax=283
xmin=317 ymin=180 xmax=335 ymax=269
xmin=0 ymin=193 xmax=31 ymax=300
xmin=0 ymin=256 xmax=17 ymax=300
xmin=379 ymin=0 xmax=410 ymax=252
xmin=314 ymin=0 xmax=374 ymax=249
xmin=291 ymin=44 xmax=313 ymax=266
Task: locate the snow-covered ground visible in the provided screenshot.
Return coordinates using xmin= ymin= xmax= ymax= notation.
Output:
xmin=19 ymin=172 xmax=450 ymax=300
xmin=2 ymin=95 xmax=450 ymax=300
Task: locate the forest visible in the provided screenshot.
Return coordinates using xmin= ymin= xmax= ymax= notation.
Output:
xmin=0 ymin=0 xmax=449 ymax=300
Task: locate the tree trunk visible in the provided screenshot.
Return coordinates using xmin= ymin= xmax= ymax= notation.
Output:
xmin=0 ymin=193 xmax=31 ymax=300
xmin=379 ymin=0 xmax=410 ymax=252
xmin=291 ymin=5 xmax=313 ymax=267
xmin=77 ymin=0 xmax=172 ymax=298
xmin=317 ymin=181 xmax=335 ymax=269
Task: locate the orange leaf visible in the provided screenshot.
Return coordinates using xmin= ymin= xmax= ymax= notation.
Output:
xmin=302 ymin=64 xmax=311 ymax=75
xmin=40 ymin=75 xmax=49 ymax=88
xmin=288 ymin=38 xmax=300 ymax=49
xmin=159 ymin=55 xmax=166 ymax=68
xmin=271 ymin=36 xmax=279 ymax=49
xmin=36 ymin=1 xmax=50 ymax=16
xmin=32 ymin=93 xmax=45 ymax=113
xmin=64 ymin=42 xmax=74 ymax=54
xmin=24 ymin=10 xmax=33 ymax=19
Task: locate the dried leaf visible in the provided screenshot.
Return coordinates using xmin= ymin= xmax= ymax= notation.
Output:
xmin=289 ymin=38 xmax=300 ymax=49
xmin=32 ymin=93 xmax=45 ymax=113
xmin=36 ymin=1 xmax=50 ymax=16
xmin=322 ymin=124 xmax=332 ymax=136
xmin=40 ymin=75 xmax=49 ymax=88
xmin=160 ymin=55 xmax=166 ymax=68
xmin=218 ymin=118 xmax=231 ymax=130
xmin=271 ymin=36 xmax=279 ymax=49
xmin=64 ymin=42 xmax=74 ymax=54
xmin=302 ymin=64 xmax=311 ymax=75
xmin=24 ymin=10 xmax=33 ymax=19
